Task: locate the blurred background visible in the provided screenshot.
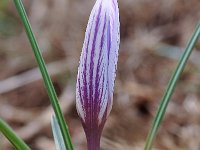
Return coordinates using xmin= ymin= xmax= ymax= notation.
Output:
xmin=0 ymin=0 xmax=200 ymax=149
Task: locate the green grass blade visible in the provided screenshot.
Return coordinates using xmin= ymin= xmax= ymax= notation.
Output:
xmin=51 ymin=115 xmax=66 ymax=150
xmin=0 ymin=118 xmax=30 ymax=150
xmin=13 ymin=0 xmax=73 ymax=149
xmin=144 ymin=22 xmax=200 ymax=150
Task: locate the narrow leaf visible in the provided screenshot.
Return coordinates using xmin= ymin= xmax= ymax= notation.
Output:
xmin=13 ymin=0 xmax=73 ymax=149
xmin=51 ymin=115 xmax=66 ymax=150
xmin=144 ymin=22 xmax=200 ymax=150
xmin=0 ymin=118 xmax=30 ymax=150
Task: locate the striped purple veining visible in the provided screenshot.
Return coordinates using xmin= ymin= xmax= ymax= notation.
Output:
xmin=76 ymin=0 xmax=120 ymax=149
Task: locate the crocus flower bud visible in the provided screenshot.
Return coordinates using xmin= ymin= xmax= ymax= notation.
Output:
xmin=76 ymin=0 xmax=120 ymax=149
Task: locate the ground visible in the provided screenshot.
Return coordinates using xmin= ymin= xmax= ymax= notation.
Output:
xmin=0 ymin=0 xmax=200 ymax=149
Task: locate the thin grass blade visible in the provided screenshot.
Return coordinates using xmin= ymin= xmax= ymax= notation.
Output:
xmin=0 ymin=118 xmax=30 ymax=150
xmin=13 ymin=0 xmax=73 ymax=149
xmin=51 ymin=115 xmax=67 ymax=150
xmin=144 ymin=22 xmax=200 ymax=150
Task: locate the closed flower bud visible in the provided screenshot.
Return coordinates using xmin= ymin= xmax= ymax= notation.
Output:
xmin=76 ymin=0 xmax=120 ymax=149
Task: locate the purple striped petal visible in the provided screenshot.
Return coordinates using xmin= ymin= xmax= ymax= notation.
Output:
xmin=76 ymin=0 xmax=119 ymax=149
